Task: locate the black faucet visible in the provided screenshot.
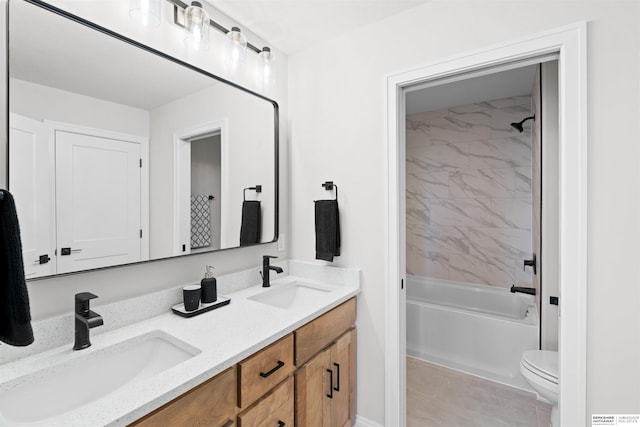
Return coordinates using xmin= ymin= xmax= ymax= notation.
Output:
xmin=73 ymin=292 xmax=103 ymax=350
xmin=261 ymin=255 xmax=283 ymax=287
xmin=510 ymin=285 xmax=536 ymax=296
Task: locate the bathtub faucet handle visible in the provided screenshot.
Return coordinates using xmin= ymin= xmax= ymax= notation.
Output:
xmin=523 ymin=254 xmax=537 ymax=275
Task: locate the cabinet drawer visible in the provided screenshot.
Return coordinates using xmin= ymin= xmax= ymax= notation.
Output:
xmin=238 ymin=377 xmax=294 ymax=427
xmin=295 ymin=298 xmax=356 ymax=366
xmin=238 ymin=334 xmax=294 ymax=408
xmin=130 ymin=366 xmax=236 ymax=427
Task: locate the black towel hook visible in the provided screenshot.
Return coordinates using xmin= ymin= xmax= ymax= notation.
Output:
xmin=322 ymin=181 xmax=338 ymax=201
xmin=243 ymin=185 xmax=262 ymax=201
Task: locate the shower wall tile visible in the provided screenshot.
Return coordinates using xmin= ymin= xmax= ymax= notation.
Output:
xmin=449 ymin=253 xmax=515 ymax=287
xmin=449 ymin=168 xmax=515 ymax=199
xmin=515 ymin=167 xmax=533 ymax=195
xmin=430 ymin=116 xmax=491 ymax=143
xmin=469 ymin=137 xmax=532 ymax=169
xmin=429 ymin=198 xmax=494 ymax=227
xmin=412 ymin=142 xmax=470 ymax=170
xmin=406 ymin=164 xmax=450 ymax=199
xmin=407 ymin=224 xmax=470 ymax=255
xmin=406 ymin=95 xmax=533 ymax=289
xmin=406 ymin=250 xmax=449 ymax=279
xmin=492 ymin=198 xmax=533 ymax=230
xmin=468 ymin=227 xmax=532 ymax=260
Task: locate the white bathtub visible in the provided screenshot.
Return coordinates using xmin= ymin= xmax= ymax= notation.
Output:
xmin=406 ymin=275 xmax=538 ymax=391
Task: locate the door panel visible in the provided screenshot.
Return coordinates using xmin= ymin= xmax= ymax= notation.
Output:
xmin=9 ymin=113 xmax=53 ymax=278
xmin=55 ymin=130 xmax=141 ymax=273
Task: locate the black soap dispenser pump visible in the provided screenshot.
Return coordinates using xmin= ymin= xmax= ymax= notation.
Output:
xmin=201 ymin=265 xmax=217 ymax=303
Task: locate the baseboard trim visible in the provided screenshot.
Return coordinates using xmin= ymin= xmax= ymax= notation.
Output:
xmin=355 ymin=415 xmax=384 ymax=427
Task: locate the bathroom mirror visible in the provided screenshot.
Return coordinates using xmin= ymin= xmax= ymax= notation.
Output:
xmin=7 ymin=0 xmax=278 ymax=279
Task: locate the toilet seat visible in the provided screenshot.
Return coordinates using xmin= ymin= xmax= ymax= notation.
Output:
xmin=521 ymin=350 xmax=558 ymax=384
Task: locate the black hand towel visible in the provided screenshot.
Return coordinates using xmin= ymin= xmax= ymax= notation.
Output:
xmin=315 ymin=199 xmax=341 ymax=262
xmin=240 ymin=200 xmax=262 ymax=246
xmin=0 ymin=190 xmax=34 ymax=346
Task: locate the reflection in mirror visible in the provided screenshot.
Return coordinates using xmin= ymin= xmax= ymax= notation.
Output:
xmin=8 ymin=0 xmax=278 ymax=279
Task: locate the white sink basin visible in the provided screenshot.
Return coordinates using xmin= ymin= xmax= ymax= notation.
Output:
xmin=248 ymin=281 xmax=335 ymax=309
xmin=0 ymin=330 xmax=200 ymax=424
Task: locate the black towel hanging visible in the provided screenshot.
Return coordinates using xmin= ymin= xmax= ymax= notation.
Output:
xmin=315 ymin=181 xmax=341 ymax=262
xmin=0 ymin=189 xmax=35 ymax=346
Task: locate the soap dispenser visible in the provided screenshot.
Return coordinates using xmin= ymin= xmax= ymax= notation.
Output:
xmin=201 ymin=265 xmax=217 ymax=303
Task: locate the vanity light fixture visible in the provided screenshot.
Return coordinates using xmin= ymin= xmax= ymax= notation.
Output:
xmin=258 ymin=46 xmax=275 ymax=87
xmin=129 ymin=0 xmax=161 ymax=26
xmin=131 ymin=0 xmax=276 ymax=86
xmin=184 ymin=1 xmax=210 ymax=51
xmin=225 ymin=27 xmax=247 ymax=72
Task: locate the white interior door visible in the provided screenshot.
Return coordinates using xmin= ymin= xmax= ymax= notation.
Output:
xmin=55 ymin=130 xmax=141 ymax=273
xmin=9 ymin=113 xmax=54 ymax=278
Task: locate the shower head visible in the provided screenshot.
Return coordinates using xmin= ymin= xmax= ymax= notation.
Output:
xmin=510 ymin=115 xmax=535 ymax=133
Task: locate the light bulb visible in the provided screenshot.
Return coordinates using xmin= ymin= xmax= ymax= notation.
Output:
xmin=225 ymin=27 xmax=247 ymax=73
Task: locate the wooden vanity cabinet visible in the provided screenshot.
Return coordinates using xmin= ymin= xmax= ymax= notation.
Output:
xmin=129 ymin=298 xmax=356 ymax=427
xmin=295 ymin=299 xmax=357 ymax=427
xmin=129 ymin=365 xmax=237 ymax=427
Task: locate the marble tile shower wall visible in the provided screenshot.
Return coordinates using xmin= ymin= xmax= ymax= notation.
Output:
xmin=406 ymin=96 xmax=533 ymax=288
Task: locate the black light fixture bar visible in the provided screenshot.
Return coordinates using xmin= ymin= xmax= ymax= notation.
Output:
xmin=167 ymin=0 xmax=263 ymax=54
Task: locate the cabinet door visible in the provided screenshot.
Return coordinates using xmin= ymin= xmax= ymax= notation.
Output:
xmin=295 ymin=328 xmax=356 ymax=427
xmin=130 ymin=366 xmax=236 ymax=427
xmin=330 ymin=329 xmax=355 ymax=427
xmin=295 ymin=347 xmax=331 ymax=427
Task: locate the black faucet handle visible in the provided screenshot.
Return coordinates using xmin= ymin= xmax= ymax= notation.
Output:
xmin=75 ymin=292 xmax=98 ymax=313
xmin=263 ymin=255 xmax=278 ymax=260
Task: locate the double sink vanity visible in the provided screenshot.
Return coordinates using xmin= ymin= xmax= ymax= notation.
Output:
xmin=0 ymin=261 xmax=360 ymax=426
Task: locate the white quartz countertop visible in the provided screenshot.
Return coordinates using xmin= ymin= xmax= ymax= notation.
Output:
xmin=0 ymin=269 xmax=359 ymax=426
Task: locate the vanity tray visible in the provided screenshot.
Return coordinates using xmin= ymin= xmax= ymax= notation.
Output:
xmin=171 ymin=296 xmax=231 ymax=318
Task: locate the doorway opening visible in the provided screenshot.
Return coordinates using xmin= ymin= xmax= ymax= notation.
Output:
xmin=385 ymin=24 xmax=587 ymax=427
xmin=174 ymin=120 xmax=228 ymax=255
xmin=403 ymin=59 xmax=559 ymax=425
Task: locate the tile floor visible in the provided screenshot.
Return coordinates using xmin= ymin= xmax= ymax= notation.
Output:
xmin=407 ymin=356 xmax=552 ymax=427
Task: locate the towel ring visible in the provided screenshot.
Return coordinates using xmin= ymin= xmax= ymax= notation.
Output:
xmin=243 ymin=185 xmax=262 ymax=201
xmin=321 ymin=181 xmax=338 ymax=201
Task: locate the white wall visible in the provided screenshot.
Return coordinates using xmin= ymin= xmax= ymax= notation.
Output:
xmin=10 ymin=78 xmax=149 ymax=136
xmin=0 ymin=0 xmax=289 ymax=321
xmin=288 ymin=1 xmax=640 ymax=423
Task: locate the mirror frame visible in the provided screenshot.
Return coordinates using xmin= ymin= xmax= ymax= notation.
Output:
xmin=8 ymin=0 xmax=279 ymax=279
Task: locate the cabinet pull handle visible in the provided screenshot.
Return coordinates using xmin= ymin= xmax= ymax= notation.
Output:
xmin=260 ymin=360 xmax=285 ymax=378
xmin=221 ymin=420 xmax=234 ymax=427
xmin=277 ymin=421 xmax=285 ymax=427
xmin=334 ymin=362 xmax=340 ymax=391
xmin=326 ymin=368 xmax=334 ymax=398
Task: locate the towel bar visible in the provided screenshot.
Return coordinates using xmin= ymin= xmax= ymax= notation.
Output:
xmin=321 ymin=181 xmax=338 ymax=201
xmin=243 ymin=185 xmax=262 ymax=201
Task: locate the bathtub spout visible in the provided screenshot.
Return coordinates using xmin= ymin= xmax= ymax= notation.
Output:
xmin=510 ymin=285 xmax=536 ymax=295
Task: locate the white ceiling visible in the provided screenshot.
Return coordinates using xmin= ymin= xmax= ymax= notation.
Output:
xmin=209 ymin=0 xmax=430 ymax=54
xmin=405 ymin=65 xmax=539 ymax=115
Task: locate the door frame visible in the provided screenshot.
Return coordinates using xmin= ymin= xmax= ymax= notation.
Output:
xmin=173 ymin=119 xmax=229 ymax=255
xmin=385 ymin=23 xmax=587 ymax=426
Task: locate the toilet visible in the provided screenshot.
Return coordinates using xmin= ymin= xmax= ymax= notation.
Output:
xmin=520 ymin=350 xmax=559 ymax=427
